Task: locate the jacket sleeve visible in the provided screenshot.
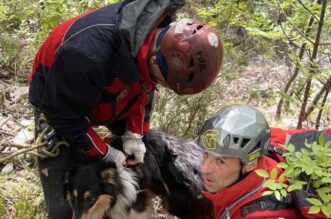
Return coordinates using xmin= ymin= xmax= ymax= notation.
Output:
xmin=41 ymin=47 xmax=110 ymax=156
xmin=142 ymin=90 xmax=154 ymax=133
xmin=126 ymin=90 xmax=154 ymax=135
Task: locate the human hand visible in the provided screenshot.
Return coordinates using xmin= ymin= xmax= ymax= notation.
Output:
xmin=122 ymin=131 xmax=146 ymax=165
xmin=103 ymin=144 xmax=126 ymax=171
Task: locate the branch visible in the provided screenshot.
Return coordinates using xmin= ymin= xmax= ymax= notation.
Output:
xmin=297 ymin=0 xmax=327 ymax=128
xmin=276 ymin=0 xmax=315 ymax=45
xmin=315 ymin=85 xmax=329 ymax=129
xmin=297 ymin=0 xmax=320 ymax=22
xmin=304 ymin=75 xmax=331 ymax=120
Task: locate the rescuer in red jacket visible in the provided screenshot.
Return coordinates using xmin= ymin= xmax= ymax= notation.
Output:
xmin=196 ymin=105 xmax=302 ymax=219
xmin=28 ymin=1 xmax=223 ymax=218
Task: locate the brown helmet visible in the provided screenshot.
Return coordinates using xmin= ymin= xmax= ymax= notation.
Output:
xmin=159 ymin=18 xmax=223 ymax=95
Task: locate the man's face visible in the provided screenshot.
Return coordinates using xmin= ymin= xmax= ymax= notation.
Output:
xmin=201 ymin=152 xmax=241 ymax=193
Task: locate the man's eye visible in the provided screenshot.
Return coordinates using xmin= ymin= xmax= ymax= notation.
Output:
xmin=217 ymin=158 xmax=224 ymax=164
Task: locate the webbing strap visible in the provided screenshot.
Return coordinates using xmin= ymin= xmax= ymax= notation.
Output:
xmin=241 ymin=194 xmax=292 ymax=217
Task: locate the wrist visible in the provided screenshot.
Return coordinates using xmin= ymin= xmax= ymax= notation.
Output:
xmin=124 ymin=130 xmax=143 ymax=140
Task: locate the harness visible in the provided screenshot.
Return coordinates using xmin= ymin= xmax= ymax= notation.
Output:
xmin=241 ymin=193 xmax=292 ymax=217
xmin=220 ymin=178 xmax=266 ymax=219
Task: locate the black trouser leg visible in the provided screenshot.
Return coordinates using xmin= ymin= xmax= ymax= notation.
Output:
xmin=38 ymin=147 xmax=72 ymax=219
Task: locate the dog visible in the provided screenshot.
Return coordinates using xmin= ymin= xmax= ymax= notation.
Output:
xmin=66 ymin=130 xmax=213 ymax=219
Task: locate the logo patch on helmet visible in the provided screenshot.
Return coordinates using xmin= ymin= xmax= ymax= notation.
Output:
xmin=169 ymin=52 xmax=185 ymax=70
xmin=248 ymin=151 xmax=260 ymax=162
xmin=194 ymin=51 xmax=206 ymax=72
xmin=202 ymin=129 xmax=220 ymax=150
xmin=208 ymin=32 xmax=219 ymax=48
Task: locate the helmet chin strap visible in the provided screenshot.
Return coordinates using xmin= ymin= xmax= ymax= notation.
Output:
xmin=149 ymin=56 xmax=168 ymax=87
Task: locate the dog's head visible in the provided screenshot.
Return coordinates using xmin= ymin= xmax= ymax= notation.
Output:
xmin=66 ymin=162 xmax=122 ymax=219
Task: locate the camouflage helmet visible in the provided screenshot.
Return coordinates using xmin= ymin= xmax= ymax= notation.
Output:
xmin=197 ymin=105 xmax=270 ymax=164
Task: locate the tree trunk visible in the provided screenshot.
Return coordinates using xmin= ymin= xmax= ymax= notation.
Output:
xmin=275 ymin=0 xmax=317 ymax=120
xmin=315 ymin=85 xmax=330 ymax=129
xmin=297 ymin=0 xmax=327 ymax=128
xmin=304 ymin=75 xmax=331 ymax=120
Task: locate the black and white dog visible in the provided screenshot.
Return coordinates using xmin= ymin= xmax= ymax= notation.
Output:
xmin=66 ymin=130 xmax=213 ymax=219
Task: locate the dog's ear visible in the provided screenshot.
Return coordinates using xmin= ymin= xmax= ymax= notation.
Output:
xmin=96 ymin=161 xmax=117 ymax=183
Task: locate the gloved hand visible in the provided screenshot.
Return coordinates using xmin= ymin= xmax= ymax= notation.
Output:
xmin=122 ymin=131 xmax=146 ymax=164
xmin=103 ymin=144 xmax=126 ymax=170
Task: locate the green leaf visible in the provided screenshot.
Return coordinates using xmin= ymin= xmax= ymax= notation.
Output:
xmin=317 ymin=187 xmax=331 ymax=194
xmin=321 ymin=177 xmax=331 ymax=183
xmin=284 ymin=167 xmax=294 ymax=175
xmin=286 ymin=144 xmax=295 ymax=153
xmin=270 ymin=168 xmax=278 ymax=179
xmin=321 ymin=205 xmax=331 ymax=217
xmin=277 ymin=162 xmax=288 ymax=169
xmin=274 ymin=191 xmax=281 ymax=201
xmin=262 ymin=191 xmax=273 ymax=196
xmin=308 ymin=206 xmax=321 ymax=214
xmin=318 ymin=192 xmax=331 ymax=204
xmin=318 ymin=134 xmax=325 ymax=146
xmin=255 ymin=169 xmax=269 ymax=178
xmin=307 ymin=198 xmax=322 ymax=206
xmin=279 ymin=173 xmax=286 ymax=183
xmin=295 ymin=151 xmax=302 ymax=158
xmin=264 ymin=179 xmax=277 ymax=190
xmin=280 ymin=189 xmax=287 ymax=198
xmin=287 ymin=184 xmax=296 ymax=192
xmin=314 ymin=169 xmax=324 ymax=176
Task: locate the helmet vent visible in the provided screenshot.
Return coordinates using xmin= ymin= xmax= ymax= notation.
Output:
xmin=193 ymin=25 xmax=204 ymax=34
xmin=223 ymin=134 xmax=231 ymax=150
xmin=233 ymin=137 xmax=239 ymax=144
xmin=188 ymin=73 xmax=195 ymax=82
xmin=240 ymin=138 xmax=250 ymax=149
xmin=189 ymin=57 xmax=194 ymax=67
xmin=248 ymin=140 xmax=261 ymax=154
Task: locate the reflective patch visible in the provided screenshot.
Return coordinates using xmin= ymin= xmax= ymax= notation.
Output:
xmin=202 ymin=129 xmax=220 ymax=150
xmin=208 ymin=32 xmax=218 ymax=48
xmin=174 ymin=18 xmax=193 ymax=34
xmin=117 ymin=87 xmax=130 ymax=100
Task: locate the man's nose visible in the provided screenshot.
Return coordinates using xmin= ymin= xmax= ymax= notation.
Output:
xmin=201 ymin=156 xmax=213 ymax=174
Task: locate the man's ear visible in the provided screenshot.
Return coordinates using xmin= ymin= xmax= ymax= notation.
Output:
xmin=242 ymin=159 xmax=258 ymax=174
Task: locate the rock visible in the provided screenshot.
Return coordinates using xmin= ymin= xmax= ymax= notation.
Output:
xmin=1 ymin=162 xmax=14 ymax=174
xmin=12 ymin=128 xmax=34 ymax=146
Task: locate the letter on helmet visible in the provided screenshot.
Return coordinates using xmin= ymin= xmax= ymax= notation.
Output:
xmin=160 ymin=18 xmax=223 ymax=95
xmin=197 ymin=105 xmax=270 ymax=164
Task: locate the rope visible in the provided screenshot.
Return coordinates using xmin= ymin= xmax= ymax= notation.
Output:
xmin=0 ymin=124 xmax=69 ymax=163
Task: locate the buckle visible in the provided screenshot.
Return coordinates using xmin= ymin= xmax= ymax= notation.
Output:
xmin=241 ymin=207 xmax=249 ymax=217
xmin=258 ymin=201 xmax=267 ymax=209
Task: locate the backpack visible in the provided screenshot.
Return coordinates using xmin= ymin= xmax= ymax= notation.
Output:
xmin=242 ymin=127 xmax=331 ymax=218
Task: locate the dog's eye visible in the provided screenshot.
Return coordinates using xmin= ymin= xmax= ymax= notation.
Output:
xmin=84 ymin=197 xmax=96 ymax=210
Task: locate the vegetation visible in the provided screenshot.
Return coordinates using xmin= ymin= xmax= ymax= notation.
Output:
xmin=256 ymin=135 xmax=331 ymax=217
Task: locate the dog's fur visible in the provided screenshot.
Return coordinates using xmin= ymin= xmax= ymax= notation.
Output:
xmin=66 ymin=130 xmax=213 ymax=219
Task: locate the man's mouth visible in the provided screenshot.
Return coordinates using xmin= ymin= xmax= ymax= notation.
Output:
xmin=203 ymin=177 xmax=214 ymax=184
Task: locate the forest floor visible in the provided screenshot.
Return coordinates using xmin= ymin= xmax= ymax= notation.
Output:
xmin=0 ymin=61 xmax=330 ymax=218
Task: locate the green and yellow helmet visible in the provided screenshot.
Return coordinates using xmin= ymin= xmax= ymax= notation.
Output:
xmin=197 ymin=105 xmax=270 ymax=164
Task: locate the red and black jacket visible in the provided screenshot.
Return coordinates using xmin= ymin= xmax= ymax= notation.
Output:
xmin=202 ymin=128 xmax=331 ymax=218
xmin=202 ymin=156 xmax=302 ymax=219
xmin=28 ymin=3 xmax=166 ymax=156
